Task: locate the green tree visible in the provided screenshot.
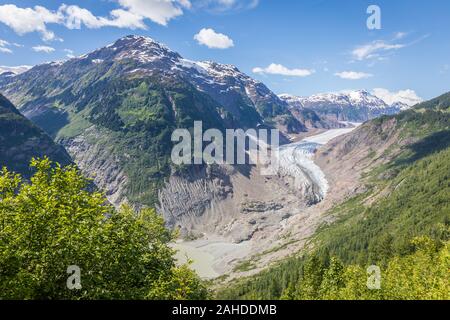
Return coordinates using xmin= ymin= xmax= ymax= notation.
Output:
xmin=0 ymin=158 xmax=207 ymax=300
xmin=319 ymin=257 xmax=345 ymax=299
xmin=295 ymin=254 xmax=327 ymax=300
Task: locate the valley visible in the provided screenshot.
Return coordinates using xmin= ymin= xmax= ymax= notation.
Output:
xmin=0 ymin=35 xmax=448 ymax=301
xmin=173 ymin=125 xmax=361 ymax=279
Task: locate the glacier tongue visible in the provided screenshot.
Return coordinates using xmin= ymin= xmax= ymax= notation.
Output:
xmin=276 ymin=125 xmax=361 ymax=203
xmin=277 ymin=141 xmax=328 ymax=204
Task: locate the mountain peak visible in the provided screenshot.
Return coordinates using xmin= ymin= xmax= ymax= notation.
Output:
xmin=75 ymin=34 xmax=181 ymax=64
xmin=112 ymin=34 xmax=165 ymax=49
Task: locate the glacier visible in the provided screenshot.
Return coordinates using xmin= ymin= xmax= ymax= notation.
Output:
xmin=276 ymin=125 xmax=361 ymax=202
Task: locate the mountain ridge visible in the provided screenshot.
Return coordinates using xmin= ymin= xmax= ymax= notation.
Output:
xmin=1 ymin=35 xmax=321 ymax=134
xmin=0 ymin=35 xmax=322 ymax=210
xmin=280 ymin=90 xmax=413 ymax=122
xmin=0 ymin=94 xmax=72 ymax=176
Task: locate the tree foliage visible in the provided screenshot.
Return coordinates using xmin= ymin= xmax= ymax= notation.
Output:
xmin=219 ymin=237 xmax=449 ymax=300
xmin=0 ymin=158 xmax=207 ymax=300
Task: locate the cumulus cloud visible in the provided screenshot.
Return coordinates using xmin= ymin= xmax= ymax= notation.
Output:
xmin=32 ymin=45 xmax=55 ymax=53
xmin=334 ymin=71 xmax=373 ymax=80
xmin=372 ymin=88 xmax=423 ymax=106
xmin=0 ymin=65 xmax=32 ymax=75
xmin=0 ymin=5 xmax=62 ymax=41
xmin=60 ymin=5 xmax=147 ymax=31
xmin=253 ymin=64 xmax=315 ymax=77
xmin=0 ymin=1 xmax=191 ymax=41
xmin=194 ymin=28 xmax=234 ymax=49
xmin=117 ymin=0 xmax=190 ymax=26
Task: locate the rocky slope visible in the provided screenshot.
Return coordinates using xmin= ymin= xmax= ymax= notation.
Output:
xmin=0 ymin=94 xmax=71 ymax=176
xmin=280 ymin=90 xmax=411 ymax=122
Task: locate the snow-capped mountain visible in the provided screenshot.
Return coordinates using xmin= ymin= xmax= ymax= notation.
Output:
xmin=0 ymin=66 xmax=33 ymax=85
xmin=0 ymin=35 xmax=322 ymax=209
xmin=279 ymin=90 xmax=411 ymax=122
xmin=96 ymin=36 xmax=307 ymax=126
xmin=0 ymin=65 xmax=32 ymax=76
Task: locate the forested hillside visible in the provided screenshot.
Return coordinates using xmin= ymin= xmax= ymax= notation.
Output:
xmin=0 ymin=94 xmax=71 ymax=176
xmin=217 ymin=93 xmax=450 ymax=300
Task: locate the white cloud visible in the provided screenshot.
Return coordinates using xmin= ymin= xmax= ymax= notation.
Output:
xmin=253 ymin=63 xmax=315 ymax=77
xmin=0 ymin=65 xmax=32 ymax=75
xmin=0 ymin=5 xmax=62 ymax=41
xmin=351 ymin=33 xmax=429 ymax=62
xmin=116 ymin=0 xmax=190 ymax=26
xmin=194 ymin=28 xmax=234 ymax=49
xmin=0 ymin=39 xmax=12 ymax=53
xmin=0 ymin=47 xmax=12 ymax=53
xmin=61 ymin=5 xmax=146 ymax=30
xmin=32 ymin=45 xmax=55 ymax=53
xmin=334 ymin=71 xmax=373 ymax=80
xmin=372 ymin=88 xmax=423 ymax=106
xmin=394 ymin=32 xmax=407 ymax=40
xmin=0 ymin=1 xmax=190 ymax=41
xmin=352 ymin=40 xmax=405 ymax=61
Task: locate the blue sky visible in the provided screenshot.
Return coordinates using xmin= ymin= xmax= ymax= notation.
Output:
xmin=0 ymin=0 xmax=449 ymax=102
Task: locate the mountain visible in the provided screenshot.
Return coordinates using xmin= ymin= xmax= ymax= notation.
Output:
xmin=0 ymin=35 xmax=322 ymax=207
xmin=217 ymin=91 xmax=450 ymax=299
xmin=1 ymin=35 xmax=311 ymax=135
xmin=280 ymin=90 xmax=411 ymax=122
xmin=0 ymin=72 xmax=16 ymax=87
xmin=0 ymin=94 xmax=71 ymax=176
xmin=0 ymin=66 xmax=33 ymax=87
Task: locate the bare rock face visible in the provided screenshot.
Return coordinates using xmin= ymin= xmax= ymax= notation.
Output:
xmin=157 ymin=153 xmax=325 ymax=244
xmin=61 ymin=127 xmax=129 ymax=207
xmin=157 ymin=165 xmax=234 ymax=235
xmin=314 ymin=117 xmax=412 ymax=204
xmin=240 ymin=201 xmax=284 ymax=214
